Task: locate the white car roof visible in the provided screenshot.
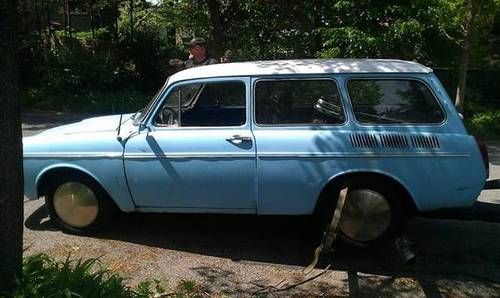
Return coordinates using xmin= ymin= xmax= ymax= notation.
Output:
xmin=169 ymin=59 xmax=432 ymax=84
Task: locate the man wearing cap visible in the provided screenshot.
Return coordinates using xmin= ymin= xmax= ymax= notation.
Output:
xmin=169 ymin=37 xmax=218 ymax=70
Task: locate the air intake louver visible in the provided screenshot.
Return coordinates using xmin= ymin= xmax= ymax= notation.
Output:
xmin=350 ymin=133 xmax=441 ymax=150
xmin=378 ymin=134 xmax=409 ymax=149
xmin=410 ymin=135 xmax=440 ymax=149
xmin=350 ymin=134 xmax=379 ymax=148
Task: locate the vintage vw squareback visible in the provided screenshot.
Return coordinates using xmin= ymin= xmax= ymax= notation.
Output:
xmin=23 ymin=59 xmax=489 ymax=245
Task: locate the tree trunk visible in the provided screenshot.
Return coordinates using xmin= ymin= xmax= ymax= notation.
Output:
xmin=67 ymin=0 xmax=72 ymax=39
xmin=63 ymin=0 xmax=68 ymax=36
xmin=455 ymin=0 xmax=478 ymax=114
xmin=129 ymin=0 xmax=133 ymax=41
xmin=113 ymin=0 xmax=119 ymax=41
xmin=206 ymin=0 xmax=225 ymax=57
xmin=45 ymin=0 xmax=51 ymax=35
xmin=90 ymin=0 xmax=96 ymax=51
xmin=34 ymin=0 xmax=42 ymax=43
xmin=455 ymin=35 xmax=470 ymax=114
xmin=0 ymin=0 xmax=24 ymax=292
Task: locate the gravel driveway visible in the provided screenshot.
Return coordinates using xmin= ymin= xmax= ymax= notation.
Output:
xmin=22 ymin=111 xmax=500 ymax=296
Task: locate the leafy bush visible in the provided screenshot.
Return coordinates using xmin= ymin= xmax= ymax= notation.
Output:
xmin=7 ymin=254 xmax=134 ymax=297
xmin=466 ymin=110 xmax=500 ymax=138
xmin=21 ymin=87 xmax=150 ymax=114
xmin=2 ymin=254 xmax=201 ymax=298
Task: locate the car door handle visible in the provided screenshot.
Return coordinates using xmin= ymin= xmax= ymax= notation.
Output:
xmin=226 ymin=135 xmax=252 ymax=144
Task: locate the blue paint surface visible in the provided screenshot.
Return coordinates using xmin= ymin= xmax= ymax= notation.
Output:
xmin=23 ymin=71 xmax=487 ymax=215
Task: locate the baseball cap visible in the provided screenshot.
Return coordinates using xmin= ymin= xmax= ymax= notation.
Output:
xmin=185 ymin=37 xmax=206 ymax=48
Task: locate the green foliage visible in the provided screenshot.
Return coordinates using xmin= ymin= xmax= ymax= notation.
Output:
xmin=39 ymin=31 xmax=137 ymax=92
xmin=318 ymin=0 xmax=441 ymax=61
xmin=17 ymin=0 xmax=500 ymax=113
xmin=433 ymin=0 xmax=498 ymax=67
xmin=466 ymin=110 xmax=500 ymax=138
xmin=177 ymin=279 xmax=199 ymax=296
xmin=2 ymin=254 xmax=201 ymax=298
xmin=21 ymin=87 xmax=148 ymax=113
xmin=7 ymin=254 xmax=134 ymax=297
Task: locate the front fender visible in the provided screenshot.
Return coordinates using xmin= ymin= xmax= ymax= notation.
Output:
xmin=27 ymin=159 xmax=136 ymax=212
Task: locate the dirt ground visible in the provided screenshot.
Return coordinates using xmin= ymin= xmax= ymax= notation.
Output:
xmin=22 ymin=112 xmax=500 ymax=297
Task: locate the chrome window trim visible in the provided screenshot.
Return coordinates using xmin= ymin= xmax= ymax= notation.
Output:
xmin=252 ymin=76 xmax=348 ymax=128
xmin=148 ymin=77 xmax=250 ymax=130
xmin=344 ymin=76 xmax=447 ymax=127
xmin=134 ymin=78 xmax=170 ymax=125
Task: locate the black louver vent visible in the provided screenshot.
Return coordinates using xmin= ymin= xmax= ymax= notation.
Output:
xmin=378 ymin=134 xmax=410 ymax=149
xmin=350 ymin=134 xmax=379 ymax=148
xmin=410 ymin=135 xmax=440 ymax=149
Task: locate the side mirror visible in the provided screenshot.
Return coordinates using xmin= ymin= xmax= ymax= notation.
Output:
xmin=458 ymin=112 xmax=464 ymax=120
xmin=139 ymin=122 xmax=150 ymax=131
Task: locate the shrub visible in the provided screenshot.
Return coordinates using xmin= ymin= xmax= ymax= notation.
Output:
xmin=1 ymin=254 xmax=201 ymax=298
xmin=7 ymin=254 xmax=135 ymax=297
xmin=21 ymin=88 xmax=151 ymax=114
xmin=466 ymin=110 xmax=500 ymax=138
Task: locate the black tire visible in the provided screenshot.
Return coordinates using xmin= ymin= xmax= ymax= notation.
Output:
xmin=45 ymin=172 xmax=116 ymax=234
xmin=314 ymin=179 xmax=403 ymax=247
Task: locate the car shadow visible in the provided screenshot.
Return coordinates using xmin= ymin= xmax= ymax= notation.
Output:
xmin=25 ymin=201 xmax=500 ymax=288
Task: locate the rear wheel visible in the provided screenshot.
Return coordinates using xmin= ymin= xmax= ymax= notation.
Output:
xmin=45 ymin=173 xmax=115 ymax=234
xmin=315 ymin=181 xmax=402 ymax=247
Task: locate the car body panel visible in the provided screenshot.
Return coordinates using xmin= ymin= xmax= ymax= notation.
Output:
xmin=123 ymin=77 xmax=257 ymax=211
xmin=22 ymin=59 xmax=487 ymax=216
xmin=23 ymin=115 xmax=137 ymax=211
xmin=251 ymin=73 xmax=486 ymax=214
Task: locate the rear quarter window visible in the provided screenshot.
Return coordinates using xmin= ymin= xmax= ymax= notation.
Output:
xmin=255 ymin=79 xmax=345 ymax=125
xmin=347 ymin=79 xmax=445 ymax=124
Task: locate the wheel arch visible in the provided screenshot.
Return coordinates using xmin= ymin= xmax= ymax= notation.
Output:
xmin=36 ymin=164 xmax=117 ymax=209
xmin=314 ymin=170 xmax=419 ymax=216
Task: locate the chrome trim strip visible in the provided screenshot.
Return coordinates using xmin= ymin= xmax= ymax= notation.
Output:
xmin=136 ymin=206 xmax=256 ymax=214
xmin=125 ymin=153 xmax=255 ymax=159
xmin=258 ymin=152 xmax=470 ymax=158
xmin=23 ymin=152 xmax=122 ymax=158
xmin=24 ymin=151 xmax=469 ymax=159
xmin=124 ymin=152 xmax=255 ymax=159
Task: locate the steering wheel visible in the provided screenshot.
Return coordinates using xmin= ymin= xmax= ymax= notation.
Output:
xmin=158 ymin=107 xmax=178 ymax=126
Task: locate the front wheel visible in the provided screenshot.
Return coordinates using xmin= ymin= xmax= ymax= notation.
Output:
xmin=45 ymin=173 xmax=115 ymax=234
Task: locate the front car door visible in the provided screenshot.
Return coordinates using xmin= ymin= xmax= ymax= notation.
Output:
xmin=124 ymin=77 xmax=257 ymax=213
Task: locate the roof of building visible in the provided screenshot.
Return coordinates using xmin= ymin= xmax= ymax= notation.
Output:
xmin=169 ymin=59 xmax=432 ymax=84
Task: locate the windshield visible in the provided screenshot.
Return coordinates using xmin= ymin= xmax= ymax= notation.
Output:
xmin=133 ymin=78 xmax=170 ymax=125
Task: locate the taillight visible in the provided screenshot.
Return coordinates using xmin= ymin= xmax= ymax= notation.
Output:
xmin=474 ymin=136 xmax=489 ymax=178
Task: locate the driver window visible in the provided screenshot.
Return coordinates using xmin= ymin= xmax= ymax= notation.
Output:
xmin=155 ymin=83 xmax=201 ymax=127
xmin=155 ymin=81 xmax=246 ymax=127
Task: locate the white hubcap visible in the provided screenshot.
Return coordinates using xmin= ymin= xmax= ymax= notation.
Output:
xmin=339 ymin=189 xmax=391 ymax=242
xmin=53 ymin=182 xmax=99 ymax=228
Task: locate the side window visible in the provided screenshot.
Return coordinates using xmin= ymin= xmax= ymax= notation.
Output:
xmin=255 ymin=79 xmax=345 ymax=125
xmin=347 ymin=79 xmax=445 ymax=124
xmin=155 ymin=81 xmax=246 ymax=127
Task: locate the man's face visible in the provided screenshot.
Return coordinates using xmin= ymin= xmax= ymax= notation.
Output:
xmin=189 ymin=45 xmax=206 ymax=61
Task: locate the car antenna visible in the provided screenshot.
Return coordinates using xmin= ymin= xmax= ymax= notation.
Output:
xmin=116 ymin=98 xmax=124 ymax=142
xmin=116 ymin=113 xmax=123 ymax=142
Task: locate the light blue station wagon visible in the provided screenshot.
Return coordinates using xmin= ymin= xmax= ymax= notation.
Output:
xmin=23 ymin=59 xmax=489 ymax=245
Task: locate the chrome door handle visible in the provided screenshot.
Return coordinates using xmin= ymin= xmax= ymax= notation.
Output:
xmin=226 ymin=135 xmax=252 ymax=144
